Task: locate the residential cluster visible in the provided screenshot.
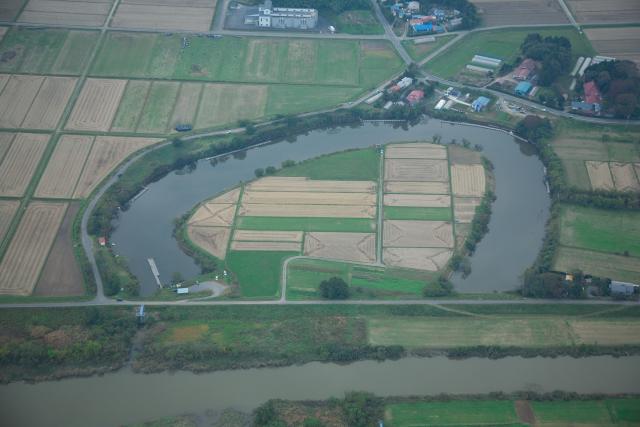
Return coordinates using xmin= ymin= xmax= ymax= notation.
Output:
xmin=433 ymin=87 xmax=491 ymax=114
xmin=365 ymin=76 xmax=426 ymax=109
xmin=568 ymin=55 xmax=615 ymax=115
xmin=244 ymin=0 xmax=318 ymax=29
xmin=383 ymin=0 xmax=463 ymax=34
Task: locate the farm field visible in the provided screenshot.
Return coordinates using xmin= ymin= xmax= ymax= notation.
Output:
xmin=66 ymin=78 xmax=127 ymax=132
xmin=470 ymin=0 xmax=568 ymax=27
xmin=554 ymin=246 xmax=640 ymax=283
xmin=0 ymin=133 xmax=49 ymax=197
xmin=0 ymin=28 xmax=99 ymax=75
xmin=567 ymin=0 xmax=640 ymax=24
xmin=0 ymin=0 xmax=26 ymax=21
xmin=423 ymin=27 xmax=594 ymax=80
xmin=17 ymin=0 xmax=114 ymax=26
xmin=585 ymin=26 xmax=640 ymax=66
xmin=401 ymin=35 xmax=456 ymax=62
xmin=335 ymin=10 xmax=384 ymax=35
xmin=110 ymin=0 xmax=217 ymax=32
xmin=0 ymin=200 xmax=19 ymax=244
xmin=386 ymin=400 xmax=519 ymax=426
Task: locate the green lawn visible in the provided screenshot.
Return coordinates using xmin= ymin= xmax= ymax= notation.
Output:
xmin=266 ymin=84 xmax=362 ymax=116
xmin=226 ymin=250 xmax=298 ymax=297
xmin=0 ymin=28 xmax=99 ymax=75
xmin=423 ymin=27 xmax=595 ymax=79
xmin=559 ymin=205 xmax=640 ymax=257
xmin=278 ymin=148 xmax=380 ymax=180
xmin=386 ymin=400 xmax=519 ymax=426
xmin=384 ymin=206 xmax=452 ymax=221
xmin=608 ymin=398 xmax=640 ymax=423
xmin=532 ymin=400 xmax=613 ymax=424
xmin=335 ymin=10 xmax=384 ymax=35
xmin=402 ymin=34 xmax=457 ymax=62
xmin=236 ymin=217 xmax=376 ymax=232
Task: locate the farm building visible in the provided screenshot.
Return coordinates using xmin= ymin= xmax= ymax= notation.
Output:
xmin=412 ymin=22 xmax=434 ymax=33
xmin=248 ymin=0 xmax=318 ymax=29
xmin=472 ymin=55 xmax=502 ymax=68
xmin=407 ymin=1 xmax=420 ymax=12
xmin=515 ymin=81 xmax=533 ymax=96
xmin=471 ymin=96 xmax=490 ymax=112
xmin=466 ymin=64 xmax=492 ymax=75
xmin=571 ymin=101 xmax=600 ymax=114
xmin=610 ymin=281 xmax=639 ymax=296
xmin=583 ymin=81 xmax=602 ymax=105
xmin=406 ymin=89 xmax=425 ymax=104
xmin=513 ymin=58 xmax=536 ymax=81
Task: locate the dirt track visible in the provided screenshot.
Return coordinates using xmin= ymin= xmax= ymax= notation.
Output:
xmin=384 ymin=193 xmax=451 ymax=207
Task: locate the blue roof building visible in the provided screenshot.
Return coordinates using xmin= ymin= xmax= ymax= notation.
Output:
xmin=515 ymin=81 xmax=533 ymax=96
xmin=471 ymin=96 xmax=491 ymax=112
xmin=571 ymin=101 xmax=601 ymax=115
xmin=412 ymin=22 xmax=433 ymax=33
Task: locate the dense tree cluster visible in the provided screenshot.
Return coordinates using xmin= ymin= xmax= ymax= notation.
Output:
xmin=319 ymin=277 xmax=350 ymax=299
xmin=520 ymin=33 xmax=572 ymax=86
xmin=583 ymin=60 xmax=640 ymax=118
xmin=514 ymin=115 xmax=553 ymax=143
xmin=417 ymin=0 xmax=479 ymax=29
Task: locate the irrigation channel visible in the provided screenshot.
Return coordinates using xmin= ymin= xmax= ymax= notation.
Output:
xmin=2 ymin=356 xmax=640 ymax=426
xmin=110 ymin=119 xmax=550 ymax=295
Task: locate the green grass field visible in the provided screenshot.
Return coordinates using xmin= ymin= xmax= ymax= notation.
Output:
xmin=402 ymin=34 xmax=457 ymax=62
xmin=423 ymin=27 xmax=595 ymax=79
xmin=226 ymin=250 xmax=298 ymax=298
xmin=136 ymin=81 xmax=180 ymax=133
xmin=532 ymin=400 xmax=612 ymax=424
xmin=335 ymin=10 xmax=385 ymax=35
xmin=559 ymin=205 xmax=640 ymax=257
xmin=235 ymin=217 xmax=376 ymax=232
xmin=384 ymin=206 xmax=452 ymax=221
xmin=0 ymin=28 xmax=99 ymax=75
xmin=111 ymin=81 xmax=151 ymax=131
xmin=277 ymin=148 xmax=380 ymax=180
xmin=554 ymin=246 xmax=640 ymax=283
xmin=386 ymin=400 xmax=519 ymax=426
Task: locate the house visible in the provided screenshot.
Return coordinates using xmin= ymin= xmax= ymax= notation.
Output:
xmin=515 ymin=81 xmax=533 ymax=96
xmin=571 ymin=101 xmax=600 ymax=115
xmin=407 ymin=1 xmax=420 ymax=12
xmin=583 ymin=81 xmax=602 ymax=105
xmin=98 ymin=237 xmax=107 ymax=246
xmin=412 ymin=22 xmax=434 ymax=33
xmin=610 ymin=281 xmax=639 ymax=296
xmin=397 ymin=77 xmax=413 ymax=88
xmin=513 ymin=58 xmax=536 ymax=81
xmin=406 ymin=89 xmax=424 ymax=104
xmin=471 ymin=96 xmax=490 ymax=112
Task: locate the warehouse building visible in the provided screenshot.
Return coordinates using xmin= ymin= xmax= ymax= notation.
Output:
xmin=246 ymin=0 xmax=318 ymax=29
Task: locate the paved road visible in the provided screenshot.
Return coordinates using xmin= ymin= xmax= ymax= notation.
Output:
xmin=370 ymin=0 xmax=412 ymax=64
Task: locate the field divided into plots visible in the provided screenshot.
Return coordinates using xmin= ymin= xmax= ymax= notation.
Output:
xmin=110 ymin=0 xmax=217 ymax=32
xmin=17 ymin=0 xmax=114 ymax=26
xmin=585 ymin=27 xmax=640 ymax=66
xmin=470 ymin=0 xmax=568 ymax=27
xmin=567 ymin=0 xmax=640 ymax=24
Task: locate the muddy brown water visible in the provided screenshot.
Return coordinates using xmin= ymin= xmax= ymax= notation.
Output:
xmin=111 ymin=119 xmax=550 ymax=295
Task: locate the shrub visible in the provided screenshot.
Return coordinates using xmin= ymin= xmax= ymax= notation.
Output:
xmin=319 ymin=277 xmax=350 ymax=299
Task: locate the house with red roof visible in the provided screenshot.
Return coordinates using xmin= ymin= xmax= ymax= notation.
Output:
xmin=406 ymin=89 xmax=425 ymax=104
xmin=583 ymin=81 xmax=602 ymax=105
xmin=513 ymin=58 xmax=536 ymax=81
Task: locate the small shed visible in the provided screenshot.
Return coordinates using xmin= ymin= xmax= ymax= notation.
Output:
xmin=515 ymin=81 xmax=533 ymax=96
xmin=471 ymin=96 xmax=490 ymax=112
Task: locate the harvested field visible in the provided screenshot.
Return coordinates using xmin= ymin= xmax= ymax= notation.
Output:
xmin=586 ymin=161 xmax=614 ymax=190
xmin=454 ymin=197 xmax=482 ymax=223
xmin=385 ymin=143 xmax=447 ymax=159
xmin=0 ymin=131 xmax=14 ymax=161
xmin=239 ymin=203 xmax=376 ymax=219
xmin=0 ymin=133 xmax=49 ymax=197
xmin=136 ymin=81 xmax=180 ymax=133
xmin=18 ymin=0 xmax=113 ymax=26
xmin=246 ymin=177 xmax=376 ymax=193
xmin=384 ymin=194 xmax=451 ymax=208
xmin=554 ymin=246 xmax=640 ymax=283
xmin=170 ymin=83 xmax=202 ymax=129
xmin=0 ymin=1 xmax=25 ymax=21
xmin=383 ymin=247 xmax=452 ymax=271
xmin=233 ymin=230 xmax=303 ymax=242
xmin=0 ymin=201 xmax=67 ymax=295
xmin=111 ymin=0 xmax=216 ymax=32
xmin=383 ymin=220 xmax=454 ymax=248
xmin=188 ymin=203 xmax=236 ymax=227
xmin=110 ymin=80 xmax=151 ymax=132
xmin=21 ymin=76 xmax=76 ymax=129
xmin=304 ymin=232 xmax=376 ymax=263
xmin=0 ymin=74 xmax=44 ymax=128
xmin=208 ymin=188 xmax=241 ymax=204
xmin=195 ymin=84 xmax=267 ymax=129
xmin=451 ymin=164 xmax=486 ymax=197
xmin=231 ymin=241 xmax=301 ymax=251
xmin=384 ymin=181 xmax=449 ymax=194
xmin=610 ymin=162 xmax=640 ymax=192
xmin=567 ymin=0 xmax=640 ymax=24
xmin=34 ymin=203 xmax=84 ymax=296
xmin=570 ymin=320 xmax=640 ymax=345
xmin=73 ymin=136 xmax=160 ymax=198
xmin=35 ymin=135 xmax=93 ymax=199
xmin=384 ymin=159 xmax=449 ymax=182
xmin=449 ymin=144 xmax=482 ymax=164
xmin=562 ymin=159 xmax=591 ymax=190
xmin=187 ymin=226 xmax=230 ymax=260
xmin=242 ymin=191 xmax=376 ymax=206
xmin=0 ymin=200 xmax=19 ymax=243
xmin=585 ymin=27 xmax=640 ymax=65
xmin=66 ymin=78 xmax=126 ymax=131
xmin=471 ymin=0 xmax=568 ymax=27
xmin=552 ymin=138 xmax=607 ymax=160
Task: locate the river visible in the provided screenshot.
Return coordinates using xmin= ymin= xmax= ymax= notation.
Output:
xmin=111 ymin=119 xmax=550 ymax=295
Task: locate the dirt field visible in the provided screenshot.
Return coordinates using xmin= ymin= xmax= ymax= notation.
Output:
xmin=73 ymin=136 xmax=161 ymax=198
xmin=384 ymin=159 xmax=449 ymax=182
xmin=188 ymin=203 xmax=236 ymax=227
xmin=570 ymin=320 xmax=640 ymax=345
xmin=208 ymin=188 xmax=241 ymax=204
xmin=18 ymin=0 xmax=113 ymax=26
xmin=567 ymin=0 xmax=640 ymax=24
xmin=454 ymin=197 xmax=482 ymax=223
xmin=195 ymin=84 xmax=267 ymax=129
xmin=0 ymin=132 xmax=15 ymax=162
xmin=610 ymin=162 xmax=640 ymax=192
xmin=383 ymin=220 xmax=454 ymax=248
xmin=239 ymin=203 xmax=376 ymax=218
xmin=0 ymin=200 xmax=19 ymax=243
xmin=0 ymin=133 xmax=49 ymax=197
xmin=34 ymin=203 xmax=84 ymax=296
xmin=187 ymin=226 xmax=230 ymax=260
xmin=0 ymin=0 xmax=25 ymax=21
xmin=552 ymin=138 xmax=608 ymax=160
xmin=585 ymin=27 xmax=640 ymax=65
xmin=233 ymin=230 xmax=303 ymax=242
xmin=451 ymin=164 xmax=486 ymax=197
xmin=0 ymin=201 xmax=67 ymax=295
xmin=242 ymin=191 xmax=376 ymax=206
xmin=586 ymin=161 xmax=614 ymax=190
xmin=0 ymin=74 xmax=44 ymax=128
xmin=246 ymin=177 xmax=376 ymax=193
xmin=66 ymin=78 xmax=127 ymax=131
xmin=471 ymin=0 xmax=568 ymax=26
xmin=304 ymin=232 xmax=376 ymax=263
xmin=111 ymin=0 xmax=217 ymax=31
xmin=231 ymin=241 xmax=301 ymax=251
xmin=383 ymin=194 xmax=451 ymax=208
xmin=385 ymin=143 xmax=447 ymax=159
xmin=448 ymin=144 xmax=482 ymax=164
xmin=170 ymin=83 xmax=202 ymax=129
xmin=35 ymin=135 xmax=94 ymax=199
xmin=383 ymin=247 xmax=453 ymax=271
xmin=21 ymin=77 xmax=76 ymax=129
xmin=384 ymin=181 xmax=450 ymax=194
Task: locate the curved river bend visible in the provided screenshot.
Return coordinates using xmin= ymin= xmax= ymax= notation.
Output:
xmin=111 ymin=119 xmax=550 ymax=295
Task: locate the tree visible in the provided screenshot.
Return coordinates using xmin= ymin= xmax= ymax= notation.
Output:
xmin=341 ymin=392 xmax=383 ymax=427
xmin=319 ymin=277 xmax=349 ymax=299
xmin=255 ymin=168 xmax=265 ymax=177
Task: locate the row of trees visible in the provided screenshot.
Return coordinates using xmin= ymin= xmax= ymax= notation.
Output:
xmin=520 ymin=33 xmax=573 ymax=86
xmin=582 ymin=59 xmax=640 ymax=118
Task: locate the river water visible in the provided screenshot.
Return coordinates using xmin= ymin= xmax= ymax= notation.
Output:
xmin=111 ymin=119 xmax=550 ymax=295
xmin=2 ymin=356 xmax=640 ymax=427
